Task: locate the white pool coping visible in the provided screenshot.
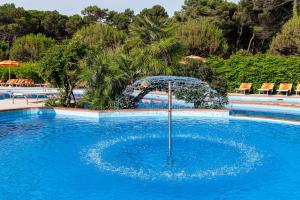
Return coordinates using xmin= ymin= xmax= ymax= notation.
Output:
xmin=1 ymin=107 xmax=300 ymax=126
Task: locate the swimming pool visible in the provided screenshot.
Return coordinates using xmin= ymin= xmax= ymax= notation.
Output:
xmin=0 ymin=109 xmax=300 ymax=199
xmin=229 ymin=95 xmax=300 ymax=103
xmin=0 ymin=89 xmax=84 ymax=100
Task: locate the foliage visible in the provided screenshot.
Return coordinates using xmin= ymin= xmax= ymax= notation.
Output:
xmin=65 ymin=15 xmax=86 ymax=36
xmin=269 ymin=17 xmax=300 ymax=56
xmin=0 ymin=4 xmax=85 ymax=44
xmin=73 ymin=23 xmax=126 ymax=52
xmin=107 ymin=9 xmax=135 ymax=32
xmin=175 ymin=0 xmax=237 ymax=52
xmin=10 ymin=33 xmax=55 ymax=62
xmin=293 ymin=0 xmax=299 ymax=17
xmin=207 ymin=54 xmax=300 ymax=92
xmin=173 ymin=61 xmax=227 ymax=95
xmin=82 ymin=5 xmax=134 ymax=32
xmin=0 ymin=62 xmax=43 ymax=83
xmin=127 ymin=13 xmax=184 ymax=76
xmin=0 ymin=40 xmax=9 ymax=59
xmin=82 ymin=5 xmax=109 ymax=23
xmin=177 ymin=20 xmax=228 ymax=56
xmin=39 ymin=40 xmax=87 ymax=106
xmin=138 ymin=5 xmax=169 ymax=23
xmin=0 ymin=4 xmax=28 ymax=44
xmin=82 ymin=51 xmax=131 ymax=109
xmin=234 ymin=0 xmax=295 ymax=53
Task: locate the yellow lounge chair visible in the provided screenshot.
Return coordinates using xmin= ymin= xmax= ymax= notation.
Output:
xmin=277 ymin=83 xmax=292 ymax=96
xmin=258 ymin=83 xmax=274 ymax=95
xmin=235 ymin=83 xmax=252 ymax=94
xmin=295 ymin=84 xmax=300 ymax=96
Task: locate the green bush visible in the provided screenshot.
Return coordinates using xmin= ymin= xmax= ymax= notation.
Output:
xmin=0 ymin=62 xmax=44 ymax=83
xmin=10 ymin=34 xmax=55 ymax=62
xmin=207 ymin=53 xmax=300 ymax=92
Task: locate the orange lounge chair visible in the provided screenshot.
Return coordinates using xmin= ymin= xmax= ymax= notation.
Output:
xmin=277 ymin=83 xmax=292 ymax=96
xmin=0 ymin=79 xmax=4 ymax=86
xmin=296 ymin=84 xmax=300 ymax=96
xmin=235 ymin=83 xmax=252 ymax=94
xmin=258 ymin=83 xmax=274 ymax=95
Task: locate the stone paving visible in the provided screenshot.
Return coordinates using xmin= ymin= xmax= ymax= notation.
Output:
xmin=0 ymin=98 xmax=45 ymax=111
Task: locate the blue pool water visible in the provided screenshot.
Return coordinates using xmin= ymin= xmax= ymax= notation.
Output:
xmin=0 ymin=110 xmax=300 ymax=199
xmin=0 ymin=89 xmax=84 ymax=100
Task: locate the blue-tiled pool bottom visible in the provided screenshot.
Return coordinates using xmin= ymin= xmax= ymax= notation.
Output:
xmin=1 ymin=107 xmax=300 ymax=199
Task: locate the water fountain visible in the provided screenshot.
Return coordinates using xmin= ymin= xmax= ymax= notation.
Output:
xmin=80 ymin=76 xmax=262 ymax=182
xmin=115 ymin=76 xmax=228 ymax=109
xmin=115 ymin=76 xmax=228 ymax=163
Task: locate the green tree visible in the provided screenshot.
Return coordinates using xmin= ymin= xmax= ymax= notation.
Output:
xmin=65 ymin=15 xmax=85 ymax=36
xmin=127 ymin=15 xmax=184 ymax=75
xmin=177 ymin=20 xmax=228 ymax=56
xmin=175 ymin=0 xmax=237 ymax=52
xmin=174 ymin=61 xmax=227 ymax=95
xmin=73 ymin=23 xmax=126 ymax=52
xmin=235 ymin=0 xmax=296 ymax=53
xmin=41 ymin=11 xmax=68 ymax=40
xmin=39 ymin=41 xmax=87 ymax=106
xmin=269 ymin=18 xmax=300 ymax=56
xmin=138 ymin=5 xmax=168 ymax=23
xmin=0 ymin=40 xmax=9 ymax=60
xmin=0 ymin=4 xmax=29 ymax=44
xmin=82 ymin=50 xmax=131 ymax=109
xmin=107 ymin=9 xmax=135 ymax=32
xmin=82 ymin=5 xmax=109 ymax=23
xmin=10 ymin=33 xmax=55 ymax=62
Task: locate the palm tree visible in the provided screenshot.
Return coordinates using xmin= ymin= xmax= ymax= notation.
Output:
xmin=127 ymin=15 xmax=184 ymax=76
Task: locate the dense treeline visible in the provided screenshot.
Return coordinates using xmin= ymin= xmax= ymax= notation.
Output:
xmin=0 ymin=1 xmax=299 ymax=108
xmin=0 ymin=1 xmax=298 ymax=57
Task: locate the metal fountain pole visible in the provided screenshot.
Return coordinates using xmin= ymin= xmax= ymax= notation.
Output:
xmin=168 ymin=81 xmax=172 ymax=158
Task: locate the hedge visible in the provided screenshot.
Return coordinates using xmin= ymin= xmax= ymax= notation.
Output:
xmin=207 ymin=54 xmax=300 ymax=93
xmin=0 ymin=62 xmax=44 ymax=83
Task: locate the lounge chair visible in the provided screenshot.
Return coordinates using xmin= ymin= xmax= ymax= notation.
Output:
xmin=0 ymin=79 xmax=4 ymax=86
xmin=277 ymin=83 xmax=292 ymax=96
xmin=296 ymin=84 xmax=300 ymax=96
xmin=258 ymin=83 xmax=274 ymax=95
xmin=235 ymin=83 xmax=252 ymax=94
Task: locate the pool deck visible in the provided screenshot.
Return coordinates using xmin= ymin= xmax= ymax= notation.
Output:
xmin=0 ymin=98 xmax=45 ymax=111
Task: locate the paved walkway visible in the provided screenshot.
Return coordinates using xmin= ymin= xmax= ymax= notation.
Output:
xmin=0 ymin=98 xmax=45 ymax=111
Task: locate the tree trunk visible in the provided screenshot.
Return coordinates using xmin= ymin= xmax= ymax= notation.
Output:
xmin=71 ymin=91 xmax=77 ymax=104
xmin=247 ymin=33 xmax=255 ymax=52
xmin=236 ymin=25 xmax=244 ymax=49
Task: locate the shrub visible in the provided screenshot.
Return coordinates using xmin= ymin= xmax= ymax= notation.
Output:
xmin=269 ymin=17 xmax=300 ymax=56
xmin=0 ymin=62 xmax=43 ymax=83
xmin=207 ymin=54 xmax=300 ymax=92
xmin=176 ymin=20 xmax=228 ymax=56
xmin=10 ymin=34 xmax=55 ymax=62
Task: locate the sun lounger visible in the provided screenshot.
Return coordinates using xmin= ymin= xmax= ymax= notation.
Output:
xmin=0 ymin=79 xmax=5 ymax=86
xmin=277 ymin=83 xmax=292 ymax=96
xmin=296 ymin=84 xmax=300 ymax=96
xmin=258 ymin=83 xmax=274 ymax=95
xmin=235 ymin=83 xmax=252 ymax=94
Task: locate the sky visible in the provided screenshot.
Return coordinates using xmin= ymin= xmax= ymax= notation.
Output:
xmin=0 ymin=0 xmax=239 ymax=16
